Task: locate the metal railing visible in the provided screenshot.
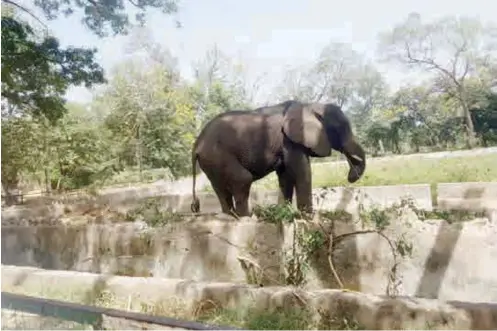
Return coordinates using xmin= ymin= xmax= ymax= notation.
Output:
xmin=1 ymin=292 xmax=241 ymax=330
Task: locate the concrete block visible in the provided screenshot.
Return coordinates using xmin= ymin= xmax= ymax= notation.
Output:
xmin=437 ymin=182 xmax=497 ymax=211
xmin=3 ymin=265 xmax=497 ymax=330
xmin=2 ymin=212 xmax=497 ymax=303
xmin=311 ymin=184 xmax=433 ymax=213
xmin=165 ymin=184 xmax=434 ymax=215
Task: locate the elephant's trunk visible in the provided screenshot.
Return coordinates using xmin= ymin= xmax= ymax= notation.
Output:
xmin=342 ymin=139 xmax=366 ymax=183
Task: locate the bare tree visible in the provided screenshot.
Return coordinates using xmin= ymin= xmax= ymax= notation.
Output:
xmin=378 ymin=12 xmax=497 ymax=146
xmin=190 ymin=45 xmax=258 ymax=129
xmin=274 ymin=42 xmax=367 ymax=107
xmin=123 ymin=27 xmax=179 ymax=76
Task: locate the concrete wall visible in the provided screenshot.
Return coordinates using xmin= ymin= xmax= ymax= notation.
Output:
xmin=3 ymin=210 xmax=497 ymax=303
xmin=310 ymin=184 xmax=433 ymax=212
xmin=5 ymin=181 xmax=497 ymax=227
xmin=1 ymin=184 xmax=435 ymax=226
xmin=3 ymin=265 xmax=497 ymax=330
xmin=437 ymin=182 xmax=497 ymax=211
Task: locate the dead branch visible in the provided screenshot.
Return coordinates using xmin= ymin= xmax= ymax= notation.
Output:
xmin=316 ymin=221 xmax=344 ymax=288
xmin=315 ymin=220 xmax=403 ymax=295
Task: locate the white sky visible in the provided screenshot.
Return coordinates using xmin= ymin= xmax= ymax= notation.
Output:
xmin=19 ymin=0 xmax=497 ymax=105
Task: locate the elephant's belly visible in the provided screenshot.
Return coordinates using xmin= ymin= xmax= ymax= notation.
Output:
xmin=250 ymin=168 xmax=275 ymax=181
xmin=245 ymin=157 xmax=282 ymax=181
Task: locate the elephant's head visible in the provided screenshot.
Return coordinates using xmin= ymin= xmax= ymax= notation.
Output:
xmin=282 ymin=101 xmax=366 ymax=183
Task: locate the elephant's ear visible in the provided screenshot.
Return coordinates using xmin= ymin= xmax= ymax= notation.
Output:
xmin=282 ymin=103 xmax=332 ymax=157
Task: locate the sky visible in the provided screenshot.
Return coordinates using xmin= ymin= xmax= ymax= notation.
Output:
xmin=21 ymin=0 xmax=497 ymax=105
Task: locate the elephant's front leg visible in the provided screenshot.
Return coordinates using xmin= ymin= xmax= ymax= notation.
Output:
xmin=276 ymin=168 xmax=295 ymax=204
xmin=284 ymin=148 xmax=313 ymax=213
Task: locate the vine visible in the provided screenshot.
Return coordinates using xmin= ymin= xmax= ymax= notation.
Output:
xmin=252 ymin=192 xmax=415 ymax=295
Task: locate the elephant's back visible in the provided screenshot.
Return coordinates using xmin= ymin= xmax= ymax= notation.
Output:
xmin=195 ymin=111 xmax=284 ymax=177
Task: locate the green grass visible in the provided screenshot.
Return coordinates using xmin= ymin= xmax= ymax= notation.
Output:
xmin=248 ymin=154 xmax=497 ymax=191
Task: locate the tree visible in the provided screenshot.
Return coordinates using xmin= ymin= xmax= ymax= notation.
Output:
xmin=1 ymin=13 xmax=105 ymax=122
xmin=1 ymin=0 xmax=180 ymax=122
xmin=347 ymin=63 xmax=389 ymax=133
xmin=3 ymin=0 xmax=179 ymax=38
xmin=100 ymin=54 xmax=196 ymax=179
xmin=378 ymin=12 xmax=497 ymax=147
xmin=470 ymin=92 xmax=497 ymax=146
xmin=47 ymin=102 xmax=115 ymax=190
xmin=276 ymin=42 xmax=365 ymax=107
xmin=190 ymin=45 xmax=253 ymax=130
xmin=1 ymin=116 xmax=44 ymax=200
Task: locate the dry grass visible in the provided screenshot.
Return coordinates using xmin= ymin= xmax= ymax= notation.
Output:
xmin=1 ymin=286 xmax=351 ymax=330
xmin=1 ymin=309 xmax=92 ymax=330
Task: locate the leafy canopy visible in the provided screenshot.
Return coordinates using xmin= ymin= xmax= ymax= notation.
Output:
xmin=1 ymin=15 xmax=105 ymax=122
xmin=1 ymin=0 xmax=179 ymax=122
xmin=30 ymin=0 xmax=179 ymax=37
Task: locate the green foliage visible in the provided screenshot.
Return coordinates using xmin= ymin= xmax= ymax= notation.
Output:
xmin=197 ymin=306 xmax=315 ymax=330
xmin=2 ymin=9 xmax=496 ymax=197
xmin=49 ymin=105 xmax=115 ymax=190
xmin=299 ymin=229 xmax=326 ymax=254
xmin=29 ymin=0 xmax=179 ymax=37
xmin=98 ymin=59 xmax=196 ymax=179
xmin=251 ymin=202 xmax=415 ymax=291
xmin=1 ymin=16 xmax=105 ymax=123
xmin=1 ymin=102 xmax=116 ymax=194
xmin=377 ymin=13 xmax=497 ymax=145
xmin=252 ymin=203 xmax=301 ymax=224
xmin=360 ymin=208 xmax=390 ymax=231
xmin=1 ymin=0 xmax=180 ymax=122
xmin=418 ymin=209 xmax=487 ymax=224
xmin=471 ymin=92 xmax=497 ymax=146
xmin=125 ymin=197 xmax=184 ymax=226
xmin=319 ymin=210 xmax=353 ymax=222
xmin=1 ymin=31 xmax=255 ymax=194
xmin=1 ymin=117 xmax=42 ymax=192
xmin=360 ymin=83 xmax=493 ymax=155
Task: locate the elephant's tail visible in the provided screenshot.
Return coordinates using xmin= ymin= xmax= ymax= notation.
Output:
xmin=190 ymin=149 xmax=200 ymax=213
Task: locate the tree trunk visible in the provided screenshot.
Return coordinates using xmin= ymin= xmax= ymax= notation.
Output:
xmin=44 ymin=168 xmax=51 ymax=195
xmin=379 ymin=139 xmax=385 ymax=155
xmin=459 ymin=86 xmax=477 ymax=148
xmin=2 ymin=178 xmax=20 ymax=206
xmin=42 ymin=121 xmax=52 ymax=195
xmin=136 ymin=125 xmax=143 ymax=181
xmin=463 ymin=105 xmax=477 ymax=148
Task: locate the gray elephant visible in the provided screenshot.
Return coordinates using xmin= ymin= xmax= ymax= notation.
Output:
xmin=190 ymin=100 xmax=366 ymax=216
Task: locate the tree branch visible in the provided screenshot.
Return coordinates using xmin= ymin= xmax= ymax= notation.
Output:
xmin=451 ymin=39 xmax=467 ymax=78
xmin=2 ymin=0 xmax=47 ymax=29
xmin=127 ymin=0 xmax=140 ymax=7
xmin=404 ymin=41 xmax=461 ymax=88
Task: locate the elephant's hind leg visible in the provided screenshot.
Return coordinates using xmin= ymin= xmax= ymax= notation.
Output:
xmin=211 ymin=182 xmax=234 ymax=214
xmin=199 ymin=158 xmax=235 ymax=214
xmin=233 ymin=181 xmax=252 ymax=217
xmin=225 ymin=160 xmax=254 ymax=217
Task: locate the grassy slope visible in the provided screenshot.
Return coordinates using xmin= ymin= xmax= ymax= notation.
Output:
xmin=250 ymin=153 xmax=497 ymax=191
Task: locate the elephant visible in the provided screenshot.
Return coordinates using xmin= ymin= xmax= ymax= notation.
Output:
xmin=190 ymin=100 xmax=366 ymax=217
